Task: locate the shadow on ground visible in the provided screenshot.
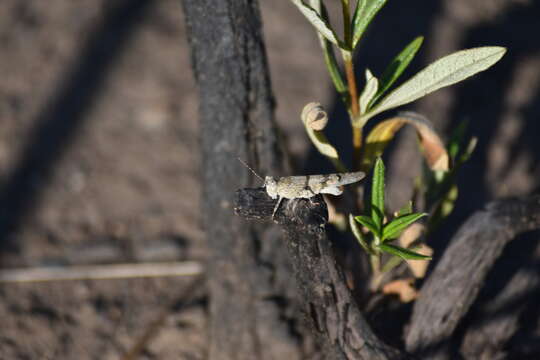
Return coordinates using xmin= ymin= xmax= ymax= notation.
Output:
xmin=0 ymin=0 xmax=155 ymax=260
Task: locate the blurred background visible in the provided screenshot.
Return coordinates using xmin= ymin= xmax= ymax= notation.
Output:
xmin=0 ymin=0 xmax=538 ymax=358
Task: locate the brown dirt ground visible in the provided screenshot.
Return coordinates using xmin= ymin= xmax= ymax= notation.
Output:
xmin=0 ymin=0 xmax=539 ymax=359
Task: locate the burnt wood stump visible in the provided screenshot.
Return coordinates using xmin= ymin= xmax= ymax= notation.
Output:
xmin=236 ymin=189 xmax=540 ymax=359
xmin=235 ymin=187 xmax=411 ymax=360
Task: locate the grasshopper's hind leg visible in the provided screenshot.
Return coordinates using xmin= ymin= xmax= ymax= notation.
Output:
xmin=272 ymin=196 xmax=284 ymax=219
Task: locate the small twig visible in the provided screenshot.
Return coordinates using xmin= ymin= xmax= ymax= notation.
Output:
xmin=0 ymin=261 xmax=203 ymax=283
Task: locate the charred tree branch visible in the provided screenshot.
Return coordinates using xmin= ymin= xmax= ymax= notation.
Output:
xmin=235 ymin=188 xmax=412 ymax=360
xmin=406 ymin=195 xmax=540 ymax=359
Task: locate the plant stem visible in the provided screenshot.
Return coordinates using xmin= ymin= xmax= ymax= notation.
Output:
xmin=341 ymin=0 xmax=352 ymax=46
xmin=344 ymin=54 xmax=359 ymax=116
xmin=353 ymin=126 xmax=362 ymax=161
xmin=369 ymin=251 xmax=382 ymax=291
xmin=343 ymin=52 xmax=362 ymax=168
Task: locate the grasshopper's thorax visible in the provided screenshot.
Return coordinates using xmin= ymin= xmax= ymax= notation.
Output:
xmin=264 ymin=176 xmax=279 ymax=199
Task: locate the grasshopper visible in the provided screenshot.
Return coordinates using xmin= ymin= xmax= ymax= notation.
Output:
xmin=239 ymin=159 xmax=365 ymax=218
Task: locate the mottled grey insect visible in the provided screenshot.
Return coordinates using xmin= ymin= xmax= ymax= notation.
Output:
xmin=239 ymin=159 xmax=365 ymax=218
xmin=264 ymin=172 xmax=365 ymax=217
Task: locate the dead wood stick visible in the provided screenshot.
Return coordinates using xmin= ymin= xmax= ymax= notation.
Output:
xmin=235 ymin=187 xmax=412 ymax=360
xmin=0 ymin=261 xmax=203 ymax=283
xmin=405 ymin=195 xmax=540 ymax=359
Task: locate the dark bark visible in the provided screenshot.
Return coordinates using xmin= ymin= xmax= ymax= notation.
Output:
xmin=405 ymin=195 xmax=540 ymax=359
xmin=235 ymin=188 xmax=412 ymax=360
xmin=181 ymin=1 xmax=307 ymax=359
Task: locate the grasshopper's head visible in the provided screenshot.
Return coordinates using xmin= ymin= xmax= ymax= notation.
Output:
xmin=264 ymin=176 xmax=279 ymax=199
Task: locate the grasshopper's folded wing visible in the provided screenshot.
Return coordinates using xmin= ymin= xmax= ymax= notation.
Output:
xmin=308 ymin=171 xmax=365 ymax=195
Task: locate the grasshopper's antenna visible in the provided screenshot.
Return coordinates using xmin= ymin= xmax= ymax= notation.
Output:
xmin=237 ymin=157 xmax=264 ymax=182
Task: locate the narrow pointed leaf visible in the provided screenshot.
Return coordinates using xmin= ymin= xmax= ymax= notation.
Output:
xmin=428 ymin=184 xmax=458 ymax=231
xmin=381 ymin=255 xmax=404 ymax=273
xmin=321 ymin=37 xmax=348 ymax=98
xmin=382 ymin=212 xmax=427 ymax=241
xmin=426 ymin=135 xmax=476 ymax=215
xmin=446 ymin=119 xmax=469 ymax=161
xmin=304 ymin=125 xmax=339 ymax=159
xmin=369 ymin=36 xmax=424 ymax=108
xmin=301 ymin=105 xmax=347 ymax=172
xmin=349 ymin=214 xmax=375 ymax=255
xmin=310 ymin=0 xmax=348 ymax=99
xmin=396 ymin=200 xmax=413 ymax=217
xmin=379 ymin=243 xmax=432 ymax=260
xmin=439 ymin=185 xmax=458 ymax=219
xmin=361 ymin=112 xmax=449 ymax=172
xmin=354 ymin=215 xmax=380 ymax=238
xmin=352 ymin=0 xmax=388 ymax=48
xmin=458 ymin=136 xmax=477 ymax=165
xmin=367 ymin=47 xmax=506 ymax=118
xmin=359 ymin=69 xmax=379 ymax=114
xmin=405 ymin=244 xmax=433 ymax=278
xmin=291 ymin=0 xmax=341 ymax=46
xmin=371 ymin=157 xmax=385 ymax=229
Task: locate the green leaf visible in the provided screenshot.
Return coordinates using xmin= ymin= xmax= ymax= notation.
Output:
xmin=291 ymin=0 xmax=342 ymax=47
xmin=381 ymin=244 xmax=427 ymax=273
xmin=360 ymin=112 xmax=449 ymax=171
xmin=446 ymin=119 xmax=469 ymax=161
xmin=352 ymin=0 xmax=388 ymax=48
xmin=354 ymin=215 xmax=380 ymax=238
xmin=427 ymin=184 xmax=458 ymax=234
xmin=397 ymin=201 xmax=413 ymax=217
xmin=301 ymin=104 xmax=348 ymax=173
xmin=458 ymin=136 xmax=477 ymax=166
xmin=378 ymin=243 xmax=432 ymax=260
xmin=381 ymin=255 xmax=404 ymax=273
xmin=440 ymin=185 xmax=458 ymax=219
xmin=310 ymin=0 xmax=348 ymax=101
xmin=349 ymin=214 xmax=375 ymax=255
xmin=425 ymin=135 xmax=476 ymax=214
xmin=360 ymin=113 xmax=449 ymax=171
xmin=321 ymin=37 xmax=348 ymax=99
xmin=361 ymin=47 xmax=507 ymax=123
xmin=369 ymin=36 xmax=424 ymax=109
xmin=371 ymin=157 xmax=385 ymax=229
xmin=382 ymin=212 xmax=427 ymax=242
xmin=359 ymin=69 xmax=379 ymax=114
xmin=305 ymin=126 xmax=339 ymax=158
